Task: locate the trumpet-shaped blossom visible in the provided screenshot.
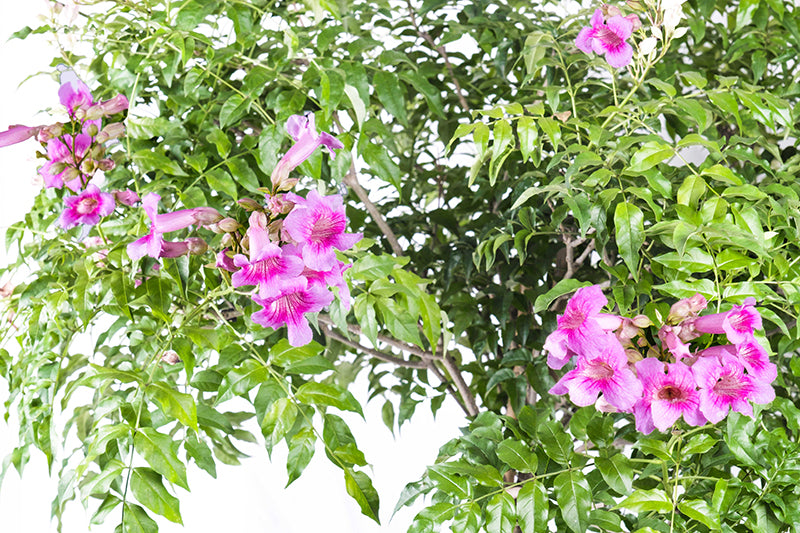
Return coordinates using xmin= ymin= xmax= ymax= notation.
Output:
xmin=59 ymin=184 xmax=115 ymax=230
xmin=58 ymin=78 xmax=94 ymax=117
xmin=693 ymin=298 xmax=762 ymax=344
xmin=270 ymin=114 xmax=344 ymax=190
xmin=693 ymin=352 xmax=775 ymax=424
xmin=302 ymin=257 xmax=353 ymax=311
xmin=549 ymin=339 xmax=643 ymax=411
xmin=633 ymin=358 xmax=705 ymax=434
xmin=39 ymin=134 xmax=92 ymax=191
xmin=127 ymin=193 xmax=221 ymax=260
xmin=543 ymin=285 xmax=616 ymax=369
xmin=283 ymin=191 xmax=362 ymax=271
xmin=658 ymin=324 xmax=692 ymax=360
xmin=698 ymin=341 xmax=777 ymax=384
xmin=251 ymin=276 xmax=334 ymax=347
xmin=575 ymin=9 xmax=634 ymax=68
xmin=0 ymin=124 xmax=42 ymax=148
xmin=232 ymin=213 xmax=305 ymax=298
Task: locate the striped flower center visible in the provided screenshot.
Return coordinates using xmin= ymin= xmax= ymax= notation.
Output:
xmin=77 ymin=197 xmax=98 ymax=215
xmin=657 ymin=385 xmax=684 ymax=402
xmin=584 ymin=360 xmax=614 ymax=380
xmin=595 ymin=27 xmax=623 ymax=48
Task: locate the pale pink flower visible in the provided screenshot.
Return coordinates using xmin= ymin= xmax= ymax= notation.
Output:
xmin=232 ymin=213 xmax=305 ymax=298
xmin=549 ymin=338 xmax=643 ymax=411
xmin=692 ymin=352 xmax=774 ymax=424
xmin=633 ymin=358 xmax=705 ymax=434
xmin=575 ymin=9 xmax=634 ymax=68
xmin=251 ymin=277 xmax=334 ymax=347
xmin=542 ymin=285 xmax=617 ymax=369
xmin=658 ymin=324 xmax=692 ymax=360
xmin=283 ymin=191 xmax=362 ymax=271
xmin=270 ymin=114 xmax=344 ymax=190
xmin=59 ymin=184 xmax=115 ymax=229
xmin=692 ymin=298 xmax=762 ymax=344
xmin=58 ymin=78 xmax=94 ymax=117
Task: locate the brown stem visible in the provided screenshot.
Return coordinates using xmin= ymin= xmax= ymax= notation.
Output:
xmin=322 ymin=325 xmax=430 ymax=369
xmin=442 ymin=355 xmax=479 ymax=417
xmin=318 ymin=315 xmax=441 ymax=361
xmin=405 ymin=0 xmax=470 ymax=112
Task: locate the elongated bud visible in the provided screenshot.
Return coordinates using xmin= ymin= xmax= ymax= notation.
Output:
xmin=99 ymin=94 xmax=129 ymax=116
xmin=74 ymin=107 xmax=86 ymax=121
xmin=90 ymin=144 xmax=106 ymax=159
xmin=85 ymin=105 xmax=104 ymax=121
xmin=37 ymin=123 xmax=64 ymax=142
xmin=625 ymin=14 xmax=642 ymax=31
xmin=97 ymin=122 xmax=125 ymax=143
xmin=186 ymin=237 xmax=208 ymax=255
xmin=220 ymin=232 xmax=234 ymax=247
xmin=113 ymin=189 xmax=140 ymax=206
xmin=63 ymin=167 xmax=81 ymax=181
xmin=237 ymin=198 xmax=262 ymax=211
xmin=161 ymin=350 xmax=181 ymax=364
xmin=192 ymin=206 xmax=223 ymax=225
xmin=626 ymin=0 xmax=644 ymax=10
xmin=49 ymin=162 xmax=67 ymax=175
xmin=85 ymin=123 xmax=100 ymax=137
xmin=601 ymin=4 xmax=622 ymax=17
xmin=97 ymin=159 xmax=116 ymax=171
xmin=217 ymin=217 xmax=241 ymax=232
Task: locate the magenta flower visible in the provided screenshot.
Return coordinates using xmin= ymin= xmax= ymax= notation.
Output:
xmin=283 ymin=191 xmax=362 ymax=271
xmin=575 ymin=9 xmax=634 ymax=68
xmin=127 ymin=193 xmax=222 ymax=260
xmin=0 ymin=124 xmax=42 ymax=148
xmin=113 ymin=189 xmax=141 ymax=206
xmin=549 ymin=338 xmax=643 ymax=411
xmin=59 ymin=184 xmax=115 ymax=230
xmin=39 ymin=134 xmax=92 ymax=191
xmin=251 ymin=276 xmax=334 ymax=347
xmin=232 ymin=213 xmax=305 ymax=298
xmin=542 ymin=285 xmax=616 ymax=369
xmin=270 ymin=114 xmax=344 ymax=190
xmin=692 ymin=352 xmax=775 ymax=424
xmin=216 ymin=249 xmax=238 ymax=272
xmin=59 ymin=78 xmax=94 ymax=117
xmin=698 ymin=341 xmax=777 ymax=384
xmin=301 ymin=256 xmax=353 ymax=311
xmin=693 ymin=298 xmax=762 ymax=344
xmin=658 ymin=324 xmax=692 ymax=360
xmin=633 ymin=358 xmax=705 ymax=434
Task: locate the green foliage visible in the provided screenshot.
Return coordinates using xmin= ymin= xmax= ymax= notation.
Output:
xmin=1 ymin=0 xmax=800 ymax=531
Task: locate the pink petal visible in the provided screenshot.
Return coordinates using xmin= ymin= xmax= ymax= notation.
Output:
xmin=604 ymin=42 xmax=633 ymax=68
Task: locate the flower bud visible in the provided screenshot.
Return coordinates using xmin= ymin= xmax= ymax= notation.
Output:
xmin=220 ymin=232 xmax=234 ymax=247
xmin=216 ymin=249 xmax=237 ymax=272
xmin=113 ymin=189 xmax=141 ymax=206
xmin=193 ymin=207 xmax=223 ymax=225
xmin=266 ymin=193 xmax=294 ymax=215
xmin=80 ymin=159 xmax=97 ymax=174
xmin=601 ymin=4 xmax=622 ymax=17
xmin=161 ymin=350 xmax=181 ymax=365
xmin=186 ymin=237 xmax=208 ymax=255
xmin=97 ymin=159 xmax=116 ymax=171
xmin=90 ymin=144 xmax=106 ymax=159
xmin=63 ymin=167 xmax=81 ymax=182
xmin=625 ymin=14 xmax=642 ymax=31
xmin=99 ymin=94 xmax=129 ymax=116
xmin=237 ymin=198 xmax=263 ymax=211
xmin=49 ymin=162 xmax=67 ymax=175
xmin=626 ymin=0 xmax=644 ymax=10
xmin=85 ymin=123 xmax=100 ymax=137
xmin=632 ymin=315 xmax=652 ymax=328
xmin=217 ymin=217 xmax=241 ymax=232
xmin=74 ymin=107 xmax=86 ymax=121
xmin=37 ymin=123 xmax=64 ymax=142
xmin=85 ymin=105 xmax=105 ymax=121
xmin=98 ymin=122 xmax=125 ymax=143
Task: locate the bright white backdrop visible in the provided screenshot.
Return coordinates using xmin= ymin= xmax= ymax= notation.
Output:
xmin=0 ymin=3 xmax=466 ymax=531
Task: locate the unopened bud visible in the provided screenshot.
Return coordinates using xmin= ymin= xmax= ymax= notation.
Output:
xmin=74 ymin=107 xmax=87 ymax=121
xmin=632 ymin=315 xmax=652 ymax=328
xmin=37 ymin=123 xmax=64 ymax=142
xmin=217 ymin=217 xmax=240 ymax=232
xmin=237 ymin=198 xmax=262 ymax=211
xmin=49 ymin=162 xmax=67 ymax=175
xmin=85 ymin=105 xmax=104 ymax=121
xmin=266 ymin=193 xmax=294 ymax=215
xmin=90 ymin=144 xmax=106 ymax=159
xmin=100 ymin=94 xmax=129 ymax=116
xmin=625 ymin=348 xmax=643 ymax=364
xmin=113 ymin=189 xmax=140 ymax=206
xmin=80 ymin=159 xmax=97 ymax=174
xmin=97 ymin=159 xmax=116 ymax=171
xmin=269 ymin=219 xmax=285 ymax=241
xmin=85 ymin=123 xmax=100 ymax=137
xmin=276 ymin=177 xmax=299 ymax=192
xmin=220 ymin=232 xmax=234 ymax=247
xmin=186 ymin=237 xmax=208 ymax=255
xmin=601 ymin=4 xmax=622 ymax=17
xmin=626 ymin=0 xmax=644 ymax=10
xmin=161 ymin=350 xmax=181 ymax=365
xmin=98 ymin=122 xmax=125 ymax=142
xmin=192 ymin=207 xmax=223 ymax=225
xmin=625 ymin=14 xmax=643 ymax=31
xmin=63 ymin=167 xmax=81 ymax=181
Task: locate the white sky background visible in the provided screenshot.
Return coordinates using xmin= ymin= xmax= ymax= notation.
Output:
xmin=0 ymin=2 xmax=467 ymax=532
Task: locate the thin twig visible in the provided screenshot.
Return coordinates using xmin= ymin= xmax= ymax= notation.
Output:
xmin=322 ymin=325 xmax=430 ymax=369
xmin=405 ymin=0 xmax=470 ymax=112
xmin=442 ymin=355 xmax=479 ymax=417
xmin=317 ymin=315 xmax=441 ymax=361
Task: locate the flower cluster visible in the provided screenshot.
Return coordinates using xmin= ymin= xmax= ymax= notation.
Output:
xmin=544 ymin=286 xmax=776 ymax=434
xmin=214 ymin=115 xmax=360 ymax=347
xmin=0 ymin=72 xmax=129 ymax=233
xmin=576 ymin=7 xmax=639 ymax=68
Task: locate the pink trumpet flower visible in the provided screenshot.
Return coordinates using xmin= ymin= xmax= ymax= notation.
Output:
xmin=692 ymin=298 xmax=762 ymax=345
xmin=542 ymin=285 xmax=618 ymax=369
xmin=270 ymin=114 xmax=344 ymax=190
xmin=127 ymin=193 xmax=222 ymax=260
xmin=692 ymin=352 xmax=775 ymax=424
xmin=0 ymin=124 xmax=42 ymax=147
xmin=697 ymin=341 xmax=777 ymax=384
xmin=59 ymin=184 xmax=115 ymax=229
xmin=251 ymin=276 xmax=334 ymax=347
xmin=232 ymin=212 xmax=305 ymax=298
xmin=58 ymin=77 xmax=94 ymax=117
xmin=549 ymin=338 xmax=643 ymax=411
xmin=633 ymin=358 xmax=705 ymax=434
xmin=283 ymin=191 xmax=362 ymax=271
xmin=576 ymin=9 xmax=634 ymax=68
xmin=39 ymin=134 xmax=92 ymax=191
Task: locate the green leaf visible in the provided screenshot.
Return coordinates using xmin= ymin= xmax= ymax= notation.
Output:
xmin=533 ymin=279 xmax=592 ymax=313
xmin=226 ymin=157 xmax=262 ymax=192
xmin=132 ymin=150 xmax=188 ymax=177
xmin=184 ymin=434 xmax=217 ymax=478
xmin=629 ymin=141 xmax=673 ymax=172
xmin=596 ymin=455 xmax=633 ymax=495
xmin=269 ymin=339 xmax=324 ymax=367
xmin=219 ymin=94 xmax=249 ymax=128
xmin=344 ymin=468 xmax=381 ymax=523
xmin=133 ymin=428 xmax=188 ymax=490
xmin=148 ymin=382 xmax=198 ymax=430
xmin=374 ymin=71 xmax=407 ymax=126
xmin=123 ymin=503 xmax=158 ymax=533
xmin=614 ymin=202 xmax=645 ymax=280
xmin=452 ymin=503 xmax=480 ymax=533
xmin=486 ymin=368 xmax=516 ymax=391
xmin=206 ymin=128 xmax=232 ymax=158
xmin=701 ymin=164 xmax=743 ymax=186
xmin=130 ymin=468 xmax=182 ymax=524
xmin=363 ymin=143 xmax=402 ymax=192
xmin=286 ymin=427 xmax=316 ymax=486
xmin=682 ymin=433 xmax=715 ymax=455
xmin=537 ymin=420 xmax=573 ymax=464
xmin=205 ymin=168 xmax=239 ymax=200
xmin=295 ymin=382 xmax=363 ymax=416
xmin=217 ymin=359 xmax=268 ymax=403
xmin=261 ymin=397 xmax=298 ymax=445
xmin=486 ymin=492 xmax=515 ymax=533
xmin=555 ymin=471 xmax=591 ymax=533
xmin=517 ymin=480 xmax=547 ymax=533
xmin=617 ymin=488 xmax=673 ymax=513
xmin=427 ymin=464 xmax=470 ymax=498
xmin=496 ymin=439 xmax=537 ymax=473
xmin=677 ymin=175 xmax=707 ymax=207
xmin=678 ymin=499 xmax=720 ymax=529
xmin=518 ymin=116 xmax=539 ymax=163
